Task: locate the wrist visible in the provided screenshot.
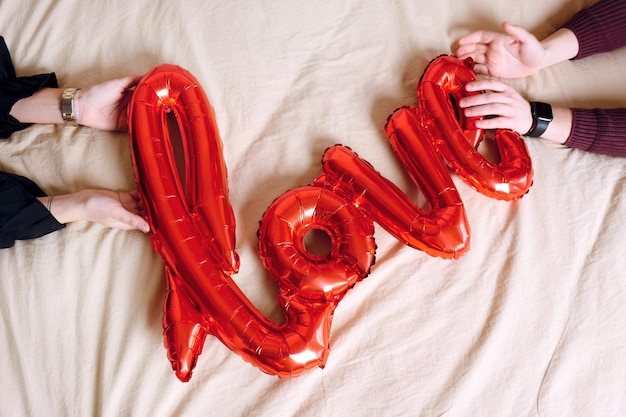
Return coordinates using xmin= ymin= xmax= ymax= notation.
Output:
xmin=42 ymin=190 xmax=90 ymax=224
xmin=64 ymin=88 xmax=83 ymax=126
xmin=74 ymin=88 xmax=86 ymax=126
xmin=10 ymin=88 xmax=65 ymax=124
xmin=539 ymin=28 xmax=580 ymax=68
xmin=542 ymin=107 xmax=573 ymax=144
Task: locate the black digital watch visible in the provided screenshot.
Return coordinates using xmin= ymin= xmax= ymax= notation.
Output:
xmin=526 ymin=101 xmax=553 ymax=137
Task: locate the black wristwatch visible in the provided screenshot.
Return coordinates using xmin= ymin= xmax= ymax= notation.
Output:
xmin=525 ymin=101 xmax=553 ymax=137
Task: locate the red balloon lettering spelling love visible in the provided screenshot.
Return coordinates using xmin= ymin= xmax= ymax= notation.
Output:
xmin=128 ymin=55 xmax=532 ymax=381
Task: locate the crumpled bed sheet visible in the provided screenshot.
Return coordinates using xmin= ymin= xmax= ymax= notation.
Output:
xmin=1 ymin=1 xmax=625 ymax=416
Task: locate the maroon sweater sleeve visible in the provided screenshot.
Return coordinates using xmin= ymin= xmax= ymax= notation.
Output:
xmin=566 ymin=108 xmax=626 ymax=156
xmin=560 ymin=0 xmax=626 ymax=156
xmin=561 ymin=0 xmax=626 ymax=59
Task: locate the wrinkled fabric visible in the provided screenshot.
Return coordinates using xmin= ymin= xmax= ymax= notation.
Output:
xmin=1 ymin=1 xmax=625 ymax=417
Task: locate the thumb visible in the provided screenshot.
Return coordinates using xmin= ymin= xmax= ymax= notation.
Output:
xmin=133 ymin=215 xmax=151 ymax=233
xmin=116 ymin=75 xmax=143 ymax=91
xmin=502 ymin=22 xmax=536 ymax=44
xmin=127 ymin=214 xmax=150 ymax=233
xmin=111 ymin=207 xmax=151 ymax=232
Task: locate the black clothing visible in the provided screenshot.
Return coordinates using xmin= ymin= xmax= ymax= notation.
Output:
xmin=0 ymin=36 xmax=64 ymax=248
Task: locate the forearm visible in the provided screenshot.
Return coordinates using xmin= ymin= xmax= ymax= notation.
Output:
xmin=36 ymin=192 xmax=87 ymax=224
xmin=538 ymin=28 xmax=580 ymax=69
xmin=540 ymin=106 xmax=573 ymax=144
xmin=36 ymin=189 xmax=150 ymax=232
xmin=9 ymin=81 xmax=134 ymax=130
xmin=9 ymin=88 xmax=65 ymax=125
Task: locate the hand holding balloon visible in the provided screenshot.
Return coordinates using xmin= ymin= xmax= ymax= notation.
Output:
xmin=405 ymin=55 xmax=534 ymax=200
xmin=459 ymin=79 xmax=533 ymax=134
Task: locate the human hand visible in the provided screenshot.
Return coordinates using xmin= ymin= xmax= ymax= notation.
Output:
xmin=45 ymin=189 xmax=150 ymax=233
xmin=80 ymin=189 xmax=150 ymax=232
xmin=74 ymin=76 xmax=142 ymax=131
xmin=458 ymin=79 xmax=532 ymax=134
xmin=455 ymin=22 xmax=547 ymax=78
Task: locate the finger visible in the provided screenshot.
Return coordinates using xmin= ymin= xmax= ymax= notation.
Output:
xmin=458 ymin=30 xmax=499 ymax=46
xmin=127 ymin=75 xmax=143 ymax=90
xmin=454 ymin=43 xmax=486 ymax=57
xmin=135 ymin=198 xmax=145 ymax=213
xmin=121 ymin=75 xmax=143 ymax=88
xmin=129 ymin=190 xmax=141 ymax=201
xmin=459 ymin=90 xmax=485 ymax=107
xmin=459 ymin=93 xmax=507 ymax=112
xmin=119 ymin=217 xmax=150 ymax=233
xmin=111 ymin=75 xmax=143 ymax=94
xmin=135 ymin=216 xmax=150 ymax=233
xmin=502 ymin=22 xmax=535 ymax=44
xmin=474 ymin=116 xmax=511 ymax=130
xmin=128 ymin=212 xmax=150 ymax=233
xmin=476 ymin=102 xmax=517 ymax=118
xmin=116 ymin=191 xmax=139 ymax=210
xmin=112 ymin=208 xmax=150 ymax=232
xmin=455 ymin=51 xmax=485 ymax=65
xmin=128 ymin=190 xmax=144 ymax=214
xmin=465 ymin=79 xmax=511 ymax=93
xmin=470 ymin=62 xmax=490 ymax=75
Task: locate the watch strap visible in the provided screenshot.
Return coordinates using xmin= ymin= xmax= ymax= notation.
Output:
xmin=526 ymin=101 xmax=553 ymax=138
xmin=61 ymin=88 xmax=79 ymax=126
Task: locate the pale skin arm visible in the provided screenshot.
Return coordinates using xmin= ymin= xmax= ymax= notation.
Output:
xmin=9 ymin=76 xmax=150 ymax=233
xmin=36 ymin=190 xmax=150 ymax=233
xmin=455 ymin=22 xmax=578 ymax=143
xmin=9 ymin=75 xmax=142 ymax=130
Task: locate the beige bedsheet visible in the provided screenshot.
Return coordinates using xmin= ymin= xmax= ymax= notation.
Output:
xmin=1 ymin=1 xmax=625 ymax=416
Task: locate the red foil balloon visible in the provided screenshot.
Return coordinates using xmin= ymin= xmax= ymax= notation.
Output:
xmin=258 ymin=185 xmax=376 ymax=302
xmin=128 ymin=64 xmax=239 ymax=381
xmin=129 ymin=64 xmax=377 ymax=381
xmin=128 ymin=64 xmax=239 ymax=276
xmin=311 ymin=144 xmax=469 ymax=259
xmin=394 ymin=55 xmax=534 ymax=200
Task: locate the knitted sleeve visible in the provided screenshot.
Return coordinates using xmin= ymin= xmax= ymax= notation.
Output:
xmin=563 ymin=108 xmax=626 ymax=156
xmin=561 ymin=0 xmax=626 ymax=59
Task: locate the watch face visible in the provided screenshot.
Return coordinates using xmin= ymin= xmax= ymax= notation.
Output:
xmin=534 ymin=102 xmax=553 ymax=122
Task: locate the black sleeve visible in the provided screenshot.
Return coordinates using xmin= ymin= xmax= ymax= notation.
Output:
xmin=0 ymin=37 xmax=65 ymax=248
xmin=1 ymin=36 xmax=58 ymax=138
xmin=0 ymin=172 xmax=65 ymax=248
